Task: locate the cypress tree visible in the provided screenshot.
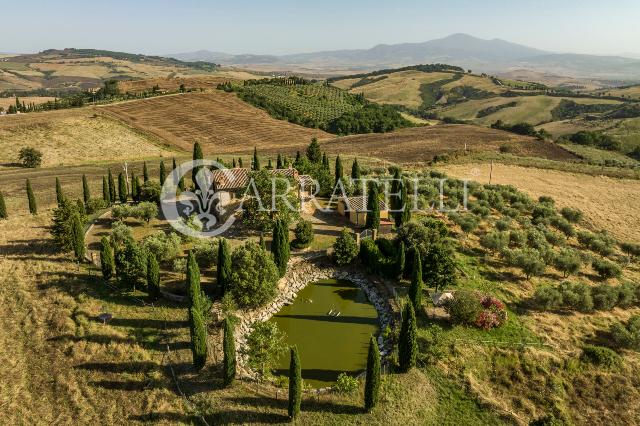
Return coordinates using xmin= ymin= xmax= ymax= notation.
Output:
xmin=276 ymin=153 xmax=283 ymax=169
xmin=102 ymin=176 xmax=110 ymax=205
xmin=100 ymin=236 xmax=114 ymax=280
xmin=252 ymin=146 xmax=260 ymax=171
xmin=351 ymin=158 xmax=361 ymax=180
xmin=55 ymin=177 xmax=65 ymax=206
xmin=108 ymin=169 xmax=116 ymax=202
xmin=232 ymin=158 xmax=237 ymax=168
xmin=159 ymin=160 xmax=166 ymax=185
xmin=192 ymin=142 xmax=203 ymax=187
xmin=399 ymin=180 xmax=411 ymax=226
xmin=322 ymin=152 xmax=328 ymax=168
xmin=188 ymin=306 xmax=207 ymax=370
xmin=365 ymin=182 xmax=380 ymax=231
xmin=223 ymin=317 xmax=236 ymax=386
xmin=259 ymin=232 xmax=266 ymax=250
xmin=147 ymin=253 xmax=160 ymax=299
xmin=294 ymin=150 xmax=301 ymax=165
xmin=118 ymin=173 xmax=127 ymax=203
xmin=75 ymin=199 xmax=86 ymax=217
xmin=306 ymin=138 xmax=322 ymax=163
xmin=82 ymin=174 xmax=90 ymax=204
xmin=288 ymin=346 xmax=302 ymax=419
xmin=399 ymin=303 xmax=417 ymax=372
xmin=143 ymin=161 xmax=149 ymax=183
xmin=26 ymin=179 xmax=37 ymax=215
xmin=390 ymin=168 xmax=402 ymax=225
xmin=335 ymin=155 xmax=343 ymax=185
xmin=130 ymin=174 xmax=137 ymax=201
xmin=409 ymin=250 xmax=423 ymax=313
xmin=186 ymin=251 xmax=202 ymax=310
xmin=267 ymin=158 xmax=273 ymax=169
xmin=217 ymin=239 xmax=232 ymax=296
xmin=72 ymin=212 xmax=85 ymax=261
xmin=238 ymin=157 xmax=243 ymax=168
xmin=271 ymin=219 xmax=289 ymax=277
xmin=395 ymin=241 xmax=406 ymax=278
xmin=364 ymin=336 xmax=381 ymax=411
xmin=0 ymin=191 xmax=7 ymax=219
xmin=133 ymin=176 xmax=141 ymax=202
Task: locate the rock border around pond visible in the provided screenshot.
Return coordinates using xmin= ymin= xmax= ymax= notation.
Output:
xmin=233 ymin=254 xmax=396 ymax=388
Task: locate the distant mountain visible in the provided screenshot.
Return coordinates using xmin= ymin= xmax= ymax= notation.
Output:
xmin=167 ymin=33 xmax=640 ymax=81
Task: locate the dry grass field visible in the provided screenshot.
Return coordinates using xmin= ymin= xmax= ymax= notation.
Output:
xmin=439 ymin=96 xmax=622 ymax=125
xmin=320 ymin=124 xmax=579 ymax=164
xmin=343 ymin=70 xmax=454 ymax=108
xmin=102 ymin=92 xmax=330 ymax=154
xmin=0 ymin=108 xmax=176 ymax=169
xmin=117 ymin=70 xmax=262 ymax=93
xmin=440 ymin=162 xmax=640 ymax=243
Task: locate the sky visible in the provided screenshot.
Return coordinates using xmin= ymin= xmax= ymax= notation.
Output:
xmin=1 ymin=0 xmax=639 ymax=56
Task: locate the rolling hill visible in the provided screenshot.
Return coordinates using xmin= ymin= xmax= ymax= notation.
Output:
xmin=169 ymin=33 xmax=640 ymax=81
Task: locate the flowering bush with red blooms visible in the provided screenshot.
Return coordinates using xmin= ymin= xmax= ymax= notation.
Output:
xmin=476 ymin=296 xmax=508 ymax=329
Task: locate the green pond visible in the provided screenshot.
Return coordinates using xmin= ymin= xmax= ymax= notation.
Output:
xmin=270 ymin=279 xmax=379 ymax=388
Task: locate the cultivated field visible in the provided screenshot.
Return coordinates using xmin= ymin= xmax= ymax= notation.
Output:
xmin=343 ymin=70 xmax=454 ymax=108
xmin=102 ymin=91 xmax=330 ymax=154
xmin=0 ymin=108 xmax=175 ymax=169
xmin=320 ymin=124 xmax=579 ymax=164
xmin=117 ymin=70 xmax=262 ymax=93
xmin=439 ymin=96 xmax=622 ymax=125
xmin=0 ymin=96 xmax=56 ymax=110
xmin=440 ymin=162 xmax=640 ymax=242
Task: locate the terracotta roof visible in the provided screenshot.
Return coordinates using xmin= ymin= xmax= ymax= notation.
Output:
xmin=298 ymin=175 xmax=315 ymax=188
xmin=340 ymin=196 xmax=388 ymax=212
xmin=211 ymin=168 xmax=300 ymax=191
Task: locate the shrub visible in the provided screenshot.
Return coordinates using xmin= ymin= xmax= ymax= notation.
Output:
xmin=114 ymin=238 xmax=147 ymax=288
xmin=139 ymin=181 xmax=161 ymax=204
xmin=534 ymin=286 xmax=563 ymax=310
xmin=191 ymin=238 xmax=220 ymax=268
xmin=621 ymin=242 xmax=640 ymax=262
xmin=229 ymin=241 xmax=279 ymax=308
xmin=532 ymin=204 xmax=556 ymax=223
xmin=18 ymin=147 xmax=43 ymax=168
xmin=444 ymin=290 xmax=482 ymax=325
xmin=509 ymin=248 xmax=546 ymax=279
xmin=559 ymin=281 xmax=594 ymax=312
xmin=449 ymin=213 xmax=479 ymax=233
xmin=244 ymin=321 xmax=286 ymax=378
xmin=333 ymin=228 xmax=358 ymax=266
xmin=550 ymin=216 xmax=575 ymax=237
xmin=142 ymin=231 xmax=182 ymax=262
xmin=591 ymin=284 xmax=619 ymax=310
xmin=560 ymin=207 xmax=583 ymax=223
xmin=592 ymin=258 xmax=622 ymax=280
xmin=85 ymin=198 xmax=108 ymax=214
xmin=480 ymin=231 xmax=509 ymax=253
xmin=611 ymin=316 xmax=640 ymax=350
xmin=495 ymin=218 xmax=511 ymax=231
xmin=553 ymin=249 xmax=582 ymax=277
xmin=581 ymin=345 xmax=621 ymax=368
xmin=617 ymin=282 xmax=637 ymax=308
xmin=471 ymin=204 xmax=491 ymax=218
xmin=509 ymin=230 xmax=527 ymax=247
xmin=544 ymin=229 xmax=566 ymax=247
xmin=292 ymin=219 xmax=314 ymax=248
xmin=335 ymin=372 xmax=359 ymax=394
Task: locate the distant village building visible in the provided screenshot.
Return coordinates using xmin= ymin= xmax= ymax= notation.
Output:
xmin=336 ymin=195 xmax=390 ymax=227
xmin=210 ymin=167 xmax=306 ymax=205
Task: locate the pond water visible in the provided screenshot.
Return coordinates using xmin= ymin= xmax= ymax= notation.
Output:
xmin=270 ymin=279 xmax=379 ymax=388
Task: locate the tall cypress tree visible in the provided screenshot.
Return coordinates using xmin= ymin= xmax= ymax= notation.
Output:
xmin=276 ymin=153 xmax=283 ymax=169
xmin=351 ymin=158 xmax=361 ymax=180
xmin=143 ymin=161 xmax=149 ymax=183
xmin=399 ymin=180 xmax=411 ymax=226
xmin=159 ymin=160 xmax=166 ymax=185
xmin=335 ymin=155 xmax=343 ymax=185
xmin=238 ymin=157 xmax=243 ymax=168
xmin=232 ymin=158 xmax=237 ymax=168
xmin=186 ymin=251 xmax=202 ymax=310
xmin=100 ymin=236 xmax=114 ymax=280
xmin=390 ymin=168 xmax=402 ymax=225
xmin=399 ymin=303 xmax=417 ymax=372
xmin=223 ymin=317 xmax=236 ymax=386
xmin=364 ymin=336 xmax=381 ymax=411
xmin=102 ymin=176 xmax=110 ymax=205
xmin=267 ymin=158 xmax=273 ymax=169
xmin=192 ymin=142 xmax=203 ymax=187
xmin=147 ymin=254 xmax=160 ymax=299
xmin=259 ymin=232 xmax=266 ymax=251
xmin=55 ymin=177 xmax=65 ymax=206
xmin=306 ymin=138 xmax=322 ymax=163
xmin=133 ymin=176 xmax=141 ymax=202
xmin=82 ymin=174 xmax=90 ymax=204
xmin=322 ymin=152 xmax=328 ymax=168
xmin=288 ymin=346 xmax=302 ymax=419
xmin=108 ymin=169 xmax=116 ymax=202
xmin=271 ymin=219 xmax=289 ymax=277
xmin=395 ymin=241 xmax=406 ymax=278
xmin=72 ymin=213 xmax=85 ymax=261
xmin=26 ymin=179 xmax=37 ymax=215
xmin=118 ymin=173 xmax=127 ymax=203
xmin=365 ymin=182 xmax=380 ymax=231
xmin=130 ymin=174 xmax=137 ymax=202
xmin=409 ymin=250 xmax=423 ymax=313
xmin=252 ymin=146 xmax=260 ymax=171
xmin=188 ymin=306 xmax=207 ymax=370
xmin=0 ymin=191 xmax=7 ymax=219
xmin=217 ymin=239 xmax=232 ymax=296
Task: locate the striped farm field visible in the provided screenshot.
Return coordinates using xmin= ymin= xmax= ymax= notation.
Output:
xmin=102 ymin=91 xmax=330 ymax=154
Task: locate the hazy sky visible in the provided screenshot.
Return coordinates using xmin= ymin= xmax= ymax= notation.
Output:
xmin=2 ymin=0 xmax=639 ymax=56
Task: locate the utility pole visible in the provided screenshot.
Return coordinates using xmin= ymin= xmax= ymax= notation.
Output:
xmin=123 ymin=162 xmax=130 ymax=194
xmin=489 ymin=161 xmax=493 ymax=185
